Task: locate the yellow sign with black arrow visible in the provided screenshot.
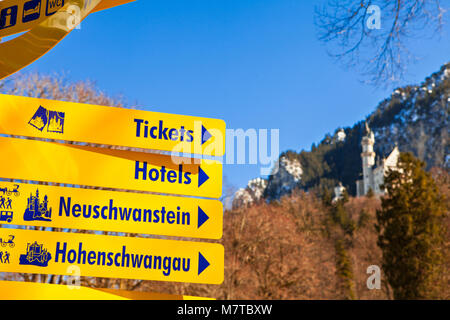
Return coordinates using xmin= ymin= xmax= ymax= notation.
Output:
xmin=0 ymin=94 xmax=226 ymax=156
xmin=0 ymin=0 xmax=136 ymax=80
xmin=0 ymin=181 xmax=223 ymax=239
xmin=0 ymin=136 xmax=222 ymax=199
xmin=0 ymin=228 xmax=224 ymax=284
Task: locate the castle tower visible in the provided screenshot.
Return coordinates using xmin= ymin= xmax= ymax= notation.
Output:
xmin=361 ymin=122 xmax=375 ymax=195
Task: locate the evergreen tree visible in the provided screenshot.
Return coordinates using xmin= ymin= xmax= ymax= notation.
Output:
xmin=376 ymin=153 xmax=446 ymax=299
xmin=334 ymin=239 xmax=355 ymax=300
xmin=330 ymin=190 xmax=355 ymax=237
xmin=322 ymin=189 xmax=356 ymax=299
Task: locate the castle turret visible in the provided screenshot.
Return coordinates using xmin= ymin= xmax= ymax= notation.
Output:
xmin=361 ymin=122 xmax=375 ymax=195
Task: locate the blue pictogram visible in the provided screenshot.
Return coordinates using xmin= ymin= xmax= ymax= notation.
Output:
xmin=0 ymin=211 xmax=13 ymax=223
xmin=47 ymin=110 xmax=65 ymax=133
xmin=23 ymin=0 xmax=42 ymax=23
xmin=0 ymin=5 xmax=18 ymax=30
xmin=0 ymin=184 xmax=20 ymax=197
xmin=0 ymin=236 xmax=14 ymax=266
xmin=0 ymin=185 xmax=16 ymax=223
xmin=29 ymin=105 xmax=65 ymax=133
xmin=19 ymin=241 xmax=52 ymax=267
xmin=0 ymin=196 xmax=12 ymax=210
xmin=23 ymin=189 xmax=52 ymax=222
xmin=28 ymin=106 xmax=48 ymax=131
xmin=0 ymin=251 xmax=11 ymax=264
xmin=0 ymin=235 xmax=15 ymax=248
xmin=46 ymin=0 xmax=64 ymax=16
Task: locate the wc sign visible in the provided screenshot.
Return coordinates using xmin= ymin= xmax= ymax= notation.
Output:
xmin=46 ymin=0 xmax=64 ymax=16
xmin=0 ymin=0 xmax=65 ymax=31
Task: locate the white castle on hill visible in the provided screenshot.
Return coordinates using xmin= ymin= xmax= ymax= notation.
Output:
xmin=355 ymin=123 xmax=399 ymax=197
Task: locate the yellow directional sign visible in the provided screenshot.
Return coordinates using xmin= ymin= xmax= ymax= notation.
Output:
xmin=0 ymin=94 xmax=226 ymax=156
xmin=0 ymin=0 xmax=132 ymax=80
xmin=0 ymin=137 xmax=223 ymax=198
xmin=0 ymin=0 xmax=67 ymax=38
xmin=0 ymin=0 xmax=136 ymax=38
xmin=0 ymin=181 xmax=223 ymax=239
xmin=0 ymin=280 xmax=211 ymax=300
xmin=0 ymin=228 xmax=224 ymax=284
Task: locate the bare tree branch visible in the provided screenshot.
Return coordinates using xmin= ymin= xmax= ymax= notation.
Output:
xmin=315 ymin=0 xmax=446 ymax=86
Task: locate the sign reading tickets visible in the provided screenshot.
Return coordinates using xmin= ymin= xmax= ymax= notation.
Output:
xmin=0 ymin=94 xmax=226 ymax=156
xmin=0 ymin=228 xmax=224 ymax=284
xmin=0 ymin=137 xmax=222 ymax=199
xmin=0 ymin=181 xmax=223 ymax=239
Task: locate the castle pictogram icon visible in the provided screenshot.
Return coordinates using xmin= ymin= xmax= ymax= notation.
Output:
xmin=28 ymin=105 xmax=65 ymax=133
xmin=23 ymin=189 xmax=52 ymax=222
xmin=19 ymin=241 xmax=52 ymax=267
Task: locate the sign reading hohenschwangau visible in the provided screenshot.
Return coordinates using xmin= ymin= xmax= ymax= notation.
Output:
xmin=0 ymin=182 xmax=223 ymax=239
xmin=0 ymin=228 xmax=224 ymax=284
xmin=0 ymin=137 xmax=222 ymax=199
xmin=0 ymin=94 xmax=225 ymax=156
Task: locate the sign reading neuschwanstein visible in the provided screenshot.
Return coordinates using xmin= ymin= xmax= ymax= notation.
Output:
xmin=0 ymin=182 xmax=223 ymax=239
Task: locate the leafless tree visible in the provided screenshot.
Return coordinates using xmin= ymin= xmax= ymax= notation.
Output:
xmin=315 ymin=0 xmax=446 ymax=86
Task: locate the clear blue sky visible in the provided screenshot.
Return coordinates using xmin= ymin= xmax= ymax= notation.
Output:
xmin=21 ymin=0 xmax=450 ymax=190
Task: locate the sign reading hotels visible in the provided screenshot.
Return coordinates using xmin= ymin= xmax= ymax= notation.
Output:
xmin=0 ymin=136 xmax=222 ymax=198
